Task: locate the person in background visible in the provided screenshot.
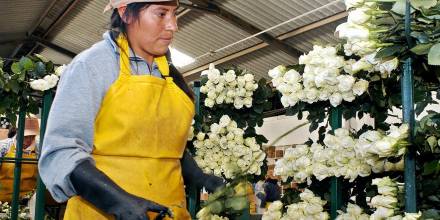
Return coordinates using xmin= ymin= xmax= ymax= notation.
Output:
xmin=256 ymin=170 xmax=281 ymax=210
xmin=254 ymin=179 xmax=265 ymax=214
xmin=38 ymin=0 xmax=223 ymax=219
xmin=0 ymin=117 xmax=40 ymax=202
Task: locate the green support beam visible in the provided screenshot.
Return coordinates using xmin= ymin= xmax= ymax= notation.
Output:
xmin=402 ymin=0 xmax=417 ymax=213
xmin=35 ymin=91 xmax=54 ymax=220
xmin=11 ymin=104 xmax=27 ymax=220
xmin=330 ymin=107 xmax=342 ymax=220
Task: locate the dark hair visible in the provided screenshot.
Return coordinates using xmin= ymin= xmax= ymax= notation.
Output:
xmin=8 ymin=127 xmax=16 ymax=138
xmin=109 ymin=3 xmax=194 ymax=100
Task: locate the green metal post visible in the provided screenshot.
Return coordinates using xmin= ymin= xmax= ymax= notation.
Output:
xmin=330 ymin=107 xmax=342 ymax=220
xmin=188 ymin=81 xmax=202 ymax=219
xmin=35 ymin=91 xmax=54 ymax=220
xmin=11 ymin=104 xmax=27 ymax=220
xmin=402 ymin=1 xmax=416 ymax=212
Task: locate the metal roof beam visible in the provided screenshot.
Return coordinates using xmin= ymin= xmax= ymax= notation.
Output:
xmin=183 ymin=11 xmax=348 ymax=80
xmin=181 ymin=0 xmax=302 ymax=58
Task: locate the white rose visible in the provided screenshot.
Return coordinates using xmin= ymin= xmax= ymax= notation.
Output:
xmin=245 ymin=82 xmax=256 ymax=91
xmin=234 ymin=98 xmax=244 ymax=109
xmin=30 ymin=79 xmax=49 ymax=91
xmin=379 ymin=58 xmax=399 ymax=76
xmin=352 ymin=79 xmax=369 ymax=96
xmin=204 ymin=98 xmax=215 ymax=108
xmin=280 ymin=95 xmax=290 ymax=107
xmin=268 ymin=65 xmax=286 ymax=78
xmin=344 ymin=0 xmax=365 ymax=9
xmin=215 ymin=83 xmax=225 ymax=93
xmin=196 ymin=132 xmax=205 ymax=141
xmin=219 ymin=115 xmax=231 ymax=127
xmin=207 ymin=69 xmax=221 ymax=83
xmin=225 ymin=70 xmax=236 ymax=82
xmin=342 ymin=92 xmax=356 ymax=102
xmin=244 ymin=97 xmax=252 ymax=108
xmin=304 ymin=88 xmax=318 ymax=103
xmin=55 ymin=64 xmax=66 ymax=76
xmin=337 ymin=75 xmax=355 ymax=92
xmin=352 ymin=59 xmax=373 ymax=74
xmin=283 ymin=69 xmax=301 ymax=83
xmin=200 ymin=86 xmax=208 ymax=93
xmin=244 ymin=73 xmax=254 ymax=82
xmin=329 ymin=93 xmax=343 ymax=107
xmin=348 ymin=8 xmax=371 ymax=25
xmin=371 ymin=195 xmax=398 ymax=209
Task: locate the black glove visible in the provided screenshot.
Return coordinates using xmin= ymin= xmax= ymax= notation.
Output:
xmin=181 ymin=150 xmax=225 ymax=193
xmin=70 ymin=160 xmax=172 ymax=220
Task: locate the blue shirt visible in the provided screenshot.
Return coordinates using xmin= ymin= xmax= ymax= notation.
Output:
xmin=38 ymin=32 xmax=164 ymax=202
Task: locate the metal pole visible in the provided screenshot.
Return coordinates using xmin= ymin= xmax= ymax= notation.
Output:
xmin=330 ymin=107 xmax=342 ymax=220
xmin=188 ymin=81 xmax=201 ymax=219
xmin=10 ymin=103 xmax=26 ymax=220
xmin=35 ymin=91 xmax=54 ymax=220
xmin=402 ymin=0 xmax=417 ymax=213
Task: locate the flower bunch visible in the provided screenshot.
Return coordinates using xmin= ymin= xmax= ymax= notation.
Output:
xmin=200 ymin=64 xmax=258 ymax=109
xmin=269 ymin=45 xmax=369 ymax=107
xmin=281 ymin=189 xmax=329 ymax=220
xmin=273 ymin=144 xmax=313 ymax=183
xmin=197 ymin=181 xmax=248 ymax=220
xmin=274 ymin=125 xmax=409 ymax=183
xmin=0 ymin=201 xmax=29 ymax=220
xmin=0 ymin=118 xmax=10 ymax=129
xmin=29 ymin=64 xmax=65 ymax=91
xmin=193 ymin=115 xmax=266 ymax=179
xmin=262 ymin=201 xmax=283 ymax=220
xmin=370 ymin=177 xmax=400 ymax=219
xmin=336 ymin=203 xmax=370 ymax=220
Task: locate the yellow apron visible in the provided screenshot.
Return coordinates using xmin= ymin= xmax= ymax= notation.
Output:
xmin=64 ymin=35 xmax=195 ymax=220
xmin=0 ymin=145 xmax=38 ymax=202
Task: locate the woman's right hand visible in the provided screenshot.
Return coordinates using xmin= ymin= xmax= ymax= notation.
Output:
xmin=70 ymin=160 xmax=172 ymax=220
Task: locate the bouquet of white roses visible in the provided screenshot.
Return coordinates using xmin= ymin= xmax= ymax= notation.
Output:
xmin=200 ymin=64 xmax=258 ymax=109
xmin=268 ymin=45 xmax=370 ymax=107
xmin=193 ymin=115 xmax=266 ymax=179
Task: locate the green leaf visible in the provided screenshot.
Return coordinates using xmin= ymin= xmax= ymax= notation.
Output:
xmin=410 ymin=0 xmax=437 ymax=10
xmin=423 ymin=160 xmax=440 ymax=175
xmin=19 ymin=57 xmax=34 ymax=71
xmin=410 ymin=43 xmax=433 ymax=55
xmin=35 ymin=62 xmax=46 ymax=76
xmin=11 ymin=62 xmax=21 ymax=74
xmin=428 ymin=43 xmax=440 ymax=65
xmin=410 ymin=32 xmax=430 ymax=44
xmin=375 ymin=45 xmax=405 ymax=59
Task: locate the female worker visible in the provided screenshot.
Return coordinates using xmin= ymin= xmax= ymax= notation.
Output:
xmin=38 ymin=0 xmax=223 ymax=219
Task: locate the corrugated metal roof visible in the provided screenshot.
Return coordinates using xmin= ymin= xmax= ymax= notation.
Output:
xmin=39 ymin=47 xmax=73 ymax=65
xmin=220 ymin=45 xmax=298 ymax=80
xmin=48 ymin=0 xmax=110 ymax=54
xmin=174 ymin=10 xmax=263 ymax=73
xmin=285 ymin=19 xmax=345 ymax=52
xmin=0 ymin=0 xmax=52 ymax=57
xmin=215 ymin=0 xmax=345 ymax=37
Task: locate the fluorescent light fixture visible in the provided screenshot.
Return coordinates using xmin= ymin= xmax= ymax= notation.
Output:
xmin=170 ymin=47 xmax=195 ymax=68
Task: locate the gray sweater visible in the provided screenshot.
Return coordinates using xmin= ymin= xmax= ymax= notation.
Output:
xmin=38 ymin=32 xmax=163 ymax=202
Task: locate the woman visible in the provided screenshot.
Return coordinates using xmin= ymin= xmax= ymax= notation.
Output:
xmin=39 ymin=0 xmax=223 ymax=219
xmin=0 ymin=118 xmax=39 ymax=202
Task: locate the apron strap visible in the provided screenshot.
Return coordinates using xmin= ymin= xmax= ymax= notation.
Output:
xmin=116 ymin=35 xmax=170 ymax=78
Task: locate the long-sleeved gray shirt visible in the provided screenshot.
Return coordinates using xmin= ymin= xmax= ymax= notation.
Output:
xmin=38 ymin=31 xmax=164 ymax=202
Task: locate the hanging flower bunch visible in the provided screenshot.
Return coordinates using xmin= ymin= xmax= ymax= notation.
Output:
xmin=274 ymin=125 xmax=409 ymax=183
xmin=193 ymin=115 xmax=266 ymax=179
xmin=336 ymin=203 xmax=370 ymax=220
xmin=268 ymin=46 xmax=369 ymax=107
xmin=29 ymin=64 xmax=65 ymax=91
xmin=280 ymin=189 xmax=329 ymax=220
xmin=0 ymin=55 xmax=63 ymax=125
xmin=0 ymin=201 xmax=29 ymax=220
xmin=200 ymin=64 xmax=258 ymax=109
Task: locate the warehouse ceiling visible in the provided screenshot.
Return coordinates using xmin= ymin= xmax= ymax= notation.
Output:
xmin=0 ymin=0 xmax=347 ymax=81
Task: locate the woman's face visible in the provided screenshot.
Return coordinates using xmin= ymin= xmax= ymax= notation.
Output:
xmin=23 ymin=135 xmax=35 ymax=148
xmin=125 ymin=2 xmax=178 ymax=58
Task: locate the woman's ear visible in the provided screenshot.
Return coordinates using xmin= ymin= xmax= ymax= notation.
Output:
xmin=117 ymin=6 xmax=130 ymax=24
